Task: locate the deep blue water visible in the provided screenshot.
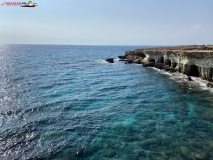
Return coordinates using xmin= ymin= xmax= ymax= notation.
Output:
xmin=1 ymin=45 xmax=213 ymax=160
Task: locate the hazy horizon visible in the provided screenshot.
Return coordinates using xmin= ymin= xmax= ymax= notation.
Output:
xmin=1 ymin=0 xmax=213 ymax=45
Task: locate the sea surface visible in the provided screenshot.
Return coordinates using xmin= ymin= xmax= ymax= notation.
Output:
xmin=1 ymin=45 xmax=213 ymax=160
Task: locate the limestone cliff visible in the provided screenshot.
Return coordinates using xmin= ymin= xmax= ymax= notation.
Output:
xmin=122 ymin=46 xmax=213 ymax=84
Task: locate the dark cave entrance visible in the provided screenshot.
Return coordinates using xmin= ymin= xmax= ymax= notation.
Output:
xmin=157 ymin=56 xmax=164 ymax=63
xmin=140 ymin=53 xmax=146 ymax=58
xmin=172 ymin=62 xmax=177 ymax=68
xmin=190 ymin=65 xmax=199 ymax=77
xmin=149 ymin=59 xmax=155 ymax=64
xmin=165 ymin=59 xmax=171 ymax=67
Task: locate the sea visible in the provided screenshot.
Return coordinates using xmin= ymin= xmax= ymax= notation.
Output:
xmin=1 ymin=45 xmax=213 ymax=160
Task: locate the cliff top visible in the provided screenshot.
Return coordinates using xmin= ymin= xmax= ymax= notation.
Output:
xmin=135 ymin=45 xmax=213 ymax=52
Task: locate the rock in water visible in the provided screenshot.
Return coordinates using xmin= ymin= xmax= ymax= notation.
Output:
xmin=106 ymin=58 xmax=114 ymax=63
xmin=7 ymin=111 xmax=12 ymax=115
xmin=163 ymin=66 xmax=177 ymax=72
xmin=142 ymin=62 xmax=155 ymax=67
xmin=187 ymin=76 xmax=193 ymax=81
xmin=133 ymin=59 xmax=141 ymax=64
xmin=155 ymin=63 xmax=164 ymax=69
xmin=118 ymin=55 xmax=126 ymax=59
xmin=207 ymin=82 xmax=213 ymax=88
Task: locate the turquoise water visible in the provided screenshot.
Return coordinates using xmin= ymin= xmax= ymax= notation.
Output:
xmin=1 ymin=45 xmax=213 ymax=159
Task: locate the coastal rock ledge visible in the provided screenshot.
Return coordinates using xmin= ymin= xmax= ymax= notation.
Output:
xmin=121 ymin=46 xmax=213 ymax=85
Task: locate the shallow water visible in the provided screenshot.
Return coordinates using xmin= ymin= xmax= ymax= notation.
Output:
xmin=1 ymin=45 xmax=213 ymax=159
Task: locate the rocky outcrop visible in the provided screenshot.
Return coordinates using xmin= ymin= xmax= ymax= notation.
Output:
xmin=207 ymin=83 xmax=213 ymax=88
xmin=133 ymin=59 xmax=141 ymax=64
xmin=142 ymin=62 xmax=155 ymax=67
xmin=106 ymin=58 xmax=114 ymax=63
xmin=121 ymin=46 xmax=213 ymax=87
xmin=125 ymin=51 xmax=146 ymax=62
xmin=118 ymin=55 xmax=126 ymax=59
xmin=187 ymin=76 xmax=193 ymax=81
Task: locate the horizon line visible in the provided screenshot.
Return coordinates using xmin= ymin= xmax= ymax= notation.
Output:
xmin=0 ymin=44 xmax=196 ymax=46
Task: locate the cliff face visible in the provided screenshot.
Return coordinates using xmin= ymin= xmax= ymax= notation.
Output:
xmin=124 ymin=47 xmax=213 ymax=82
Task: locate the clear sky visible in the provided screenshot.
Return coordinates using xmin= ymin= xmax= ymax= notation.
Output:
xmin=1 ymin=0 xmax=213 ymax=45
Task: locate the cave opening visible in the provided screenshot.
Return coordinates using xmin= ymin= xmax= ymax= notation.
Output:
xmin=190 ymin=65 xmax=199 ymax=77
xmin=165 ymin=59 xmax=171 ymax=67
xmin=157 ymin=56 xmax=164 ymax=63
xmin=149 ymin=59 xmax=155 ymax=64
xmin=140 ymin=53 xmax=146 ymax=58
xmin=172 ymin=62 xmax=177 ymax=68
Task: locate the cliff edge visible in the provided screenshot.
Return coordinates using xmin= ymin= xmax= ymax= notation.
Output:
xmin=121 ymin=45 xmax=213 ymax=86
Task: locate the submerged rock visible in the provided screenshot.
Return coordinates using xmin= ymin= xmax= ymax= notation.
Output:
xmin=102 ymin=149 xmax=117 ymax=158
xmin=83 ymin=144 xmax=103 ymax=156
xmin=16 ymin=132 xmax=26 ymax=138
xmin=106 ymin=58 xmax=114 ymax=63
xmin=149 ymin=152 xmax=169 ymax=160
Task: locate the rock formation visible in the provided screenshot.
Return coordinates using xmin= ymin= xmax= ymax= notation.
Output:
xmin=119 ymin=46 xmax=213 ymax=87
xmin=106 ymin=58 xmax=114 ymax=63
xmin=187 ymin=76 xmax=193 ymax=81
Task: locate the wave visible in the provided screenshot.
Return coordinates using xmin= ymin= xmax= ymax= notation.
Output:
xmin=149 ymin=67 xmax=213 ymax=92
xmin=96 ymin=59 xmax=108 ymax=64
xmin=114 ymin=58 xmax=120 ymax=62
xmin=97 ymin=58 xmax=125 ymax=64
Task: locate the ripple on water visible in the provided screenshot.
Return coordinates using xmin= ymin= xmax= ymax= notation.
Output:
xmin=1 ymin=45 xmax=213 ymax=159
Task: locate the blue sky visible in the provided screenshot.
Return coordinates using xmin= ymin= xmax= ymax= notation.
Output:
xmin=0 ymin=0 xmax=213 ymax=45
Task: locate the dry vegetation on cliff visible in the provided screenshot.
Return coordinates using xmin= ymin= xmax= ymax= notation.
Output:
xmin=135 ymin=45 xmax=213 ymax=53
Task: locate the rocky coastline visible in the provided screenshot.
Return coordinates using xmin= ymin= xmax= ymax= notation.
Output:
xmin=119 ymin=45 xmax=213 ymax=87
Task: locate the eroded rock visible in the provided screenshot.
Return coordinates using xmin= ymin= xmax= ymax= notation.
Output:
xmin=142 ymin=62 xmax=155 ymax=67
xmin=187 ymin=76 xmax=193 ymax=81
xmin=118 ymin=55 xmax=126 ymax=59
xmin=207 ymin=82 xmax=213 ymax=88
xmin=155 ymin=63 xmax=164 ymax=69
xmin=106 ymin=58 xmax=114 ymax=63
xmin=163 ymin=66 xmax=177 ymax=72
xmin=133 ymin=59 xmax=141 ymax=64
xmin=122 ymin=46 xmax=213 ymax=84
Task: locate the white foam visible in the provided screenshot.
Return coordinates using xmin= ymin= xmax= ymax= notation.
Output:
xmin=151 ymin=67 xmax=172 ymax=76
xmin=96 ymin=59 xmax=108 ymax=64
xmin=149 ymin=67 xmax=213 ymax=92
xmin=114 ymin=58 xmax=120 ymax=62
xmin=132 ymin=63 xmax=142 ymax=66
xmin=191 ymin=77 xmax=213 ymax=92
xmin=97 ymin=58 xmax=122 ymax=64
